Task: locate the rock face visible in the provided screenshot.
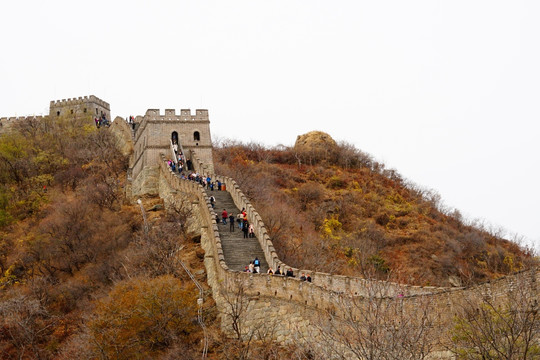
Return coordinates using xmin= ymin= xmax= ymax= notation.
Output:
xmin=294 ymin=131 xmax=337 ymax=154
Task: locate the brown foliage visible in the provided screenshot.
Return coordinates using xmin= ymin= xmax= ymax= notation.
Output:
xmin=213 ymin=140 xmax=537 ymax=285
xmin=88 ymin=275 xmax=199 ymax=359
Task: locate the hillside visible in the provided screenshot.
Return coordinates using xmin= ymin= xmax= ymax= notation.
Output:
xmin=0 ymin=117 xmax=300 ymax=359
xmin=0 ymin=117 xmax=536 ymax=358
xmin=213 ymin=132 xmax=537 ymax=287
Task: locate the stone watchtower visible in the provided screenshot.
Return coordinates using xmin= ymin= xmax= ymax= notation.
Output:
xmin=1 ymin=95 xmax=110 ymax=134
xmin=49 ymin=95 xmax=110 ymax=120
xmin=130 ymin=108 xmax=214 ymax=196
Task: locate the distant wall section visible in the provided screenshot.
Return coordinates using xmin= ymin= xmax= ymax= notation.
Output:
xmin=1 ymin=95 xmax=110 ymax=135
xmin=0 ymin=115 xmax=44 ymax=134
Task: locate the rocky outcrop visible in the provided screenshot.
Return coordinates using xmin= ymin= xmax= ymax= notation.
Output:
xmin=294 ymin=130 xmax=338 ymax=154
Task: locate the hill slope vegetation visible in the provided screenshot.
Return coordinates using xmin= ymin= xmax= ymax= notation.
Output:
xmin=214 ymin=134 xmax=536 ymax=286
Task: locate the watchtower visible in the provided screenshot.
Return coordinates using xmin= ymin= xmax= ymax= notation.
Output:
xmin=49 ymin=95 xmax=110 ymax=120
xmin=130 ymin=108 xmax=214 ymax=196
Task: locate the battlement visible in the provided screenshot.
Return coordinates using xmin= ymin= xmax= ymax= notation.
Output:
xmin=0 ymin=115 xmax=45 ymax=132
xmin=0 ymin=115 xmax=44 ymax=122
xmin=144 ymin=108 xmax=209 ymax=121
xmin=49 ymin=95 xmax=110 ymax=110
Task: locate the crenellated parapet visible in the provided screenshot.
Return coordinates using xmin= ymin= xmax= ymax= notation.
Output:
xmin=49 ymin=95 xmax=110 ymax=110
xmin=143 ymin=108 xmax=209 ymax=122
xmin=0 ymin=115 xmax=45 ymax=133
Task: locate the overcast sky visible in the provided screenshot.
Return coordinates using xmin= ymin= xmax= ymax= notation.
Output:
xmin=1 ymin=1 xmax=539 ymax=250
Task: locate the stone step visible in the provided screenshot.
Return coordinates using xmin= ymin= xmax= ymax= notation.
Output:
xmin=206 ymin=188 xmax=268 ymax=273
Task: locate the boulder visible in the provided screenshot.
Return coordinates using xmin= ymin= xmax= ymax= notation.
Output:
xmin=294 ymin=131 xmax=337 ymax=154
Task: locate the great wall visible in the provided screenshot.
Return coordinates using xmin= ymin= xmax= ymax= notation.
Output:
xmin=3 ymin=96 xmax=538 ymax=358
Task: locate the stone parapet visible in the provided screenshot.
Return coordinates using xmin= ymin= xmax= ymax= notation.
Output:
xmin=49 ymin=95 xmax=110 ymax=110
xmin=0 ymin=115 xmax=45 ymax=133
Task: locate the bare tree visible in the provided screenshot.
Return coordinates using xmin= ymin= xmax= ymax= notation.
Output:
xmin=218 ymin=274 xmax=283 ymax=360
xmin=0 ymin=293 xmax=56 ymax=360
xmin=307 ymin=280 xmax=439 ymax=360
xmin=449 ymin=270 xmax=540 ymax=359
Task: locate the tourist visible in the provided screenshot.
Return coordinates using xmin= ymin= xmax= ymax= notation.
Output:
xmin=209 ymin=195 xmax=215 ymax=209
xmin=267 ymin=268 xmax=274 ymax=275
xmin=229 ymin=214 xmax=235 ymax=231
xmin=286 ymin=268 xmax=294 ymax=277
xmin=221 ymin=209 xmax=228 ymax=225
xmin=274 ymin=266 xmax=282 ymax=275
xmin=300 ymin=273 xmax=306 ymax=281
xmin=253 ymin=257 xmax=260 ymax=273
xmin=248 ymin=261 xmax=255 ymax=273
xmin=306 ymin=274 xmax=312 ymax=282
xmin=237 ymin=213 xmax=243 ymax=229
xmin=248 ymin=223 xmax=255 ymax=238
xmin=243 ymin=222 xmax=249 ymax=238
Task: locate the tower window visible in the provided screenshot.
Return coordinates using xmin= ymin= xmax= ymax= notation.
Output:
xmin=57 ymin=111 xmax=60 ymax=116
xmin=194 ymin=131 xmax=200 ymax=141
xmin=84 ymin=108 xmax=87 ymax=113
xmin=171 ymin=131 xmax=179 ymax=145
xmin=71 ymin=109 xmax=74 ymax=114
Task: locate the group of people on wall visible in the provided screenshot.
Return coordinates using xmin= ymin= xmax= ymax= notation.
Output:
xmin=219 ymin=207 xmax=255 ymax=238
xmin=94 ymin=112 xmax=109 ymax=128
xmin=248 ymin=263 xmax=312 ymax=282
xmin=126 ymin=115 xmax=136 ymax=130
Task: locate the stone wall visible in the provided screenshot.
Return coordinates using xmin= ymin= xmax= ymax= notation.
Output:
xmin=0 ymin=115 xmax=44 ymax=134
xmin=132 ymin=166 xmax=160 ymax=197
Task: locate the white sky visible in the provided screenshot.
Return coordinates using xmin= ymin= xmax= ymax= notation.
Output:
xmin=1 ymin=1 xmax=539 ymax=250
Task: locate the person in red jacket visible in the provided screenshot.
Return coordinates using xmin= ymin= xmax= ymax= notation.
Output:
xmin=221 ymin=209 xmax=228 ymax=225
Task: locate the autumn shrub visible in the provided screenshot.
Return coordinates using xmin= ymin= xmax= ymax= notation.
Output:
xmin=0 ymin=292 xmax=56 ymax=360
xmin=296 ymin=182 xmax=325 ymax=210
xmin=89 ymin=275 xmax=199 ymax=359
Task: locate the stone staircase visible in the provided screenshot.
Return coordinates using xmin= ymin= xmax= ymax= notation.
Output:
xmin=206 ymin=188 xmax=268 ymax=273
